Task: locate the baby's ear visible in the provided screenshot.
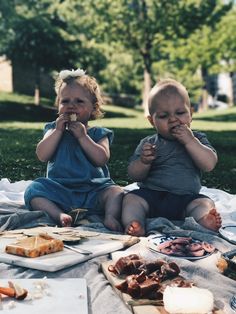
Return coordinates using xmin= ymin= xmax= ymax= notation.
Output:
xmin=147 ymin=115 xmax=154 ymax=127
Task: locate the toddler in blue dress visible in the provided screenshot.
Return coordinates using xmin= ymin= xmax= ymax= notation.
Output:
xmin=24 ymin=68 xmax=124 ymax=230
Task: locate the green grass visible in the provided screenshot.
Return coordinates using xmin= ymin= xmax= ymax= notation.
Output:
xmin=0 ymin=92 xmax=236 ymax=193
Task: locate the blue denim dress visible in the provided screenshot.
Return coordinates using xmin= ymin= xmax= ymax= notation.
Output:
xmin=24 ymin=122 xmax=115 ymax=215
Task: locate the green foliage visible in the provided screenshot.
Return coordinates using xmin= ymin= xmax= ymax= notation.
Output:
xmin=0 ymin=0 xmax=235 ymax=104
xmin=213 ymin=7 xmax=236 ymax=72
xmin=6 ymin=16 xmax=74 ymax=70
xmin=0 ymin=1 xmax=77 ymax=71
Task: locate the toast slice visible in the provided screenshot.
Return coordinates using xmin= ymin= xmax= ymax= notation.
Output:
xmin=5 ymin=233 xmax=64 ymax=258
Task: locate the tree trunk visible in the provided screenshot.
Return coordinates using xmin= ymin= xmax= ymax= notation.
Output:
xmin=34 ymin=86 xmax=40 ymax=106
xmin=199 ymin=66 xmax=209 ymax=112
xmin=141 ymin=68 xmax=152 ymax=116
xmin=229 ymin=71 xmax=234 ymax=106
xmin=34 ymin=67 xmax=41 ymax=105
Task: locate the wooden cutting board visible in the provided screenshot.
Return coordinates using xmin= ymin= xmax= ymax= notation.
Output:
xmin=101 ymin=260 xmax=225 ymax=314
xmin=102 ymin=260 xmax=167 ymax=314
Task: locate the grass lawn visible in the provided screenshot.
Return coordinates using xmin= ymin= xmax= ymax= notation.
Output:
xmin=0 ymin=92 xmax=236 ymax=194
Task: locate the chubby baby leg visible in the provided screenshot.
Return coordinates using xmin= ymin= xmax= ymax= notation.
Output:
xmin=99 ymin=185 xmax=124 ymax=232
xmin=30 ymin=197 xmax=72 ymax=227
xmin=186 ymin=198 xmax=222 ymax=231
xmin=121 ymin=193 xmax=149 ymax=236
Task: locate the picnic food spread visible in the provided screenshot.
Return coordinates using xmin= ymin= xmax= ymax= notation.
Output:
xmin=5 ymin=233 xmax=64 ymax=258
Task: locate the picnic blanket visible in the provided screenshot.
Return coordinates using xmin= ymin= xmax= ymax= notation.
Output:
xmin=0 ymin=178 xmax=236 ymax=313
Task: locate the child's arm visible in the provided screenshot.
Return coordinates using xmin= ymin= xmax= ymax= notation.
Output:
xmin=184 ymin=138 xmax=217 ymax=172
xmin=36 ymin=114 xmax=68 ymax=162
xmin=171 ymin=124 xmax=217 ymax=172
xmin=79 ymin=134 xmax=110 ymax=166
xmin=128 ymin=142 xmax=156 ymax=181
xmin=69 ymin=122 xmax=110 ymax=166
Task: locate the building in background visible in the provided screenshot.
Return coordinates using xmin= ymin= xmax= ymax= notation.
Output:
xmin=0 ymin=56 xmax=13 ymax=92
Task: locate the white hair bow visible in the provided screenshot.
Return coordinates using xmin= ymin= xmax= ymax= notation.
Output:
xmin=59 ymin=68 xmax=86 ymax=80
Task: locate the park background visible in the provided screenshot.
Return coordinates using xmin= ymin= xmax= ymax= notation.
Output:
xmin=0 ymin=0 xmax=236 ymax=194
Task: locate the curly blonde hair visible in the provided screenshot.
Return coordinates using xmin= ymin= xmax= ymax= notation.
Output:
xmin=54 ymin=73 xmax=104 ymax=120
xmin=148 ymin=78 xmax=190 ymax=116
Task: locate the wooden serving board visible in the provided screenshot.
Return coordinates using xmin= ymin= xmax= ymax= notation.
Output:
xmin=102 ymin=261 xmax=225 ymax=314
xmin=102 ymin=260 xmax=166 ymax=314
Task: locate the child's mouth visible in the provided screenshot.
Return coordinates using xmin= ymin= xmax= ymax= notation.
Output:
xmin=170 ymin=125 xmax=179 ymax=132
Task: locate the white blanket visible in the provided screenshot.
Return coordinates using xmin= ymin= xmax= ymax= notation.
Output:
xmin=0 ymin=178 xmax=236 ymax=225
xmin=0 ymin=178 xmax=236 ymax=228
xmin=0 ymin=179 xmax=236 ymax=313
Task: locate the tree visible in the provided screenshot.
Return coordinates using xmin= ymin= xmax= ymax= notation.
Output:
xmin=86 ymin=0 xmax=233 ymax=114
xmin=0 ymin=0 xmax=77 ymax=104
xmin=157 ymin=2 xmax=236 ymax=109
xmin=0 ymin=0 xmax=17 ymax=51
xmin=213 ymin=6 xmax=236 ymax=105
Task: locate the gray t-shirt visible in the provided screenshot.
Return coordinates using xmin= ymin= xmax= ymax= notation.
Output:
xmin=129 ymin=131 xmax=216 ymax=195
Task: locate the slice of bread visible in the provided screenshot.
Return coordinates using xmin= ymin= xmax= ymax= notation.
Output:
xmin=69 ymin=113 xmax=77 ymax=121
xmin=5 ymin=234 xmax=64 ymax=258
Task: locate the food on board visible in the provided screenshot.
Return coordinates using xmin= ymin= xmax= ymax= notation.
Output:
xmin=108 ymin=254 xmax=194 ymax=300
xmin=5 ymin=233 xmax=64 ymax=258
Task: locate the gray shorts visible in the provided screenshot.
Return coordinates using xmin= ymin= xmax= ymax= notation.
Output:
xmin=128 ymin=188 xmax=210 ymax=220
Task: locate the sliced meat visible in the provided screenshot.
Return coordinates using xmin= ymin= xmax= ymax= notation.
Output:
xmin=201 ymin=242 xmax=215 ymax=253
xmin=189 ymin=249 xmax=205 ymax=257
xmin=157 ymin=240 xmax=173 ymax=250
xmin=139 ymin=278 xmax=160 ymax=298
xmin=110 ymin=255 xmax=143 ymax=275
xmin=186 ymin=242 xmax=203 ymax=252
xmin=171 ymin=237 xmax=192 ymax=244
xmin=159 ymin=247 xmax=174 ymax=255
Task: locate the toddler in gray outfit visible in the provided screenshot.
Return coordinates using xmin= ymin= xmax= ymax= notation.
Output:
xmin=122 ymin=79 xmax=222 ymax=236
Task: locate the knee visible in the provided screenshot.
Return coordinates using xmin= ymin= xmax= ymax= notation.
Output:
xmin=24 ymin=180 xmax=45 ymax=209
xmin=123 ymin=193 xmax=134 ymax=206
xmin=102 ymin=185 xmax=124 ymax=202
xmin=109 ymin=185 xmax=124 ymax=197
xmin=188 ymin=197 xmax=215 ymax=210
xmin=122 ymin=192 xmax=148 ymax=209
xmin=199 ymin=198 xmax=215 ymax=208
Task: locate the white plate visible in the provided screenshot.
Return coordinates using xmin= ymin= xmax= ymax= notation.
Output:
xmin=219 ymin=225 xmax=236 ymax=244
xmin=0 ymin=278 xmax=88 ymax=314
xmin=148 ymin=235 xmax=213 ymax=260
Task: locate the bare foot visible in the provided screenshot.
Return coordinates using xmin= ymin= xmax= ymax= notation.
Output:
xmin=60 ymin=213 xmax=72 ymax=227
xmin=125 ymin=220 xmax=145 ymax=236
xmin=104 ymin=214 xmax=123 ymax=232
xmin=198 ymin=208 xmax=222 ymax=231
